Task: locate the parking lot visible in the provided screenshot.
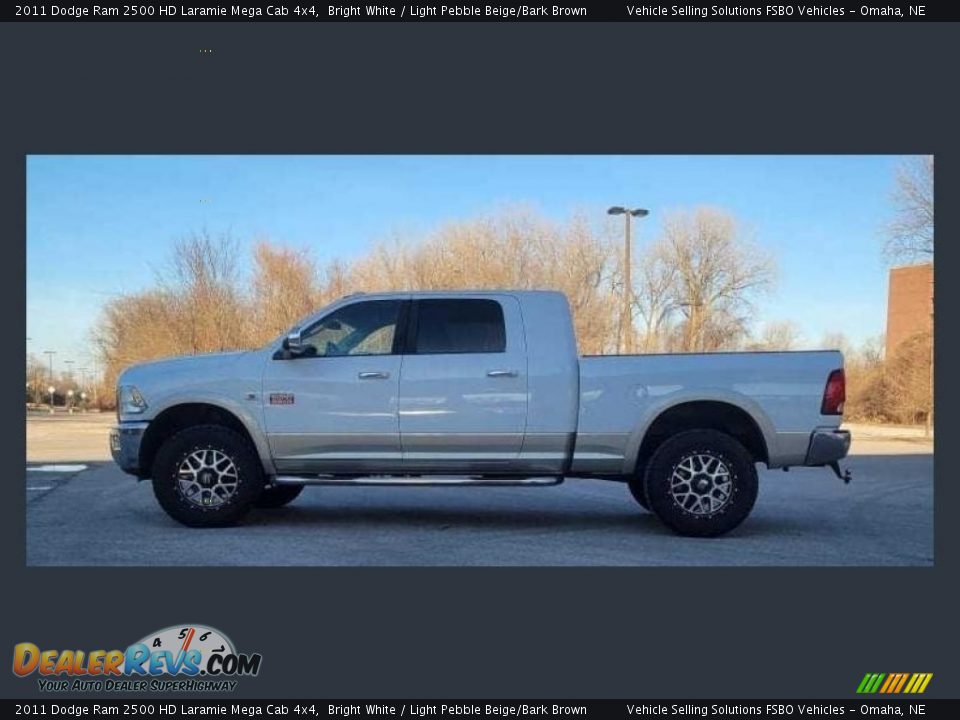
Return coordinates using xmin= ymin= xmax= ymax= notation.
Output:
xmin=26 ymin=413 xmax=933 ymax=566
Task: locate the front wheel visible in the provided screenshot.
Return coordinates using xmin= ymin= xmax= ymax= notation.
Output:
xmin=152 ymin=425 xmax=264 ymax=528
xmin=643 ymin=429 xmax=758 ymax=537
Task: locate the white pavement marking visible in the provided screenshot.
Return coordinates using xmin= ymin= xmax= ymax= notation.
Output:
xmin=27 ymin=464 xmax=88 ymax=472
xmin=28 ymin=486 xmax=54 ymax=491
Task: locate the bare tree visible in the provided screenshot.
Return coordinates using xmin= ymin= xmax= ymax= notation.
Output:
xmin=654 ymin=208 xmax=775 ymax=352
xmin=881 ymin=156 xmax=934 ymax=432
xmin=885 ymin=155 xmax=933 ymax=263
xmin=162 ymin=231 xmax=248 ymax=353
xmin=856 ymin=334 xmax=885 ymax=367
xmin=94 ymin=206 xmax=784 ymax=406
xmin=26 ymin=354 xmax=47 ymax=404
xmin=251 ymin=241 xmax=319 ymax=343
xmin=886 ymin=331 xmax=933 ymax=425
xmin=94 ymin=289 xmax=184 ymax=396
xmin=843 ymin=335 xmax=889 ymax=423
xmin=344 ymin=208 xmax=620 ymax=353
xmin=817 ymin=331 xmax=855 ymax=359
xmin=746 ymin=320 xmax=802 ymax=351
xmin=633 ymin=245 xmax=676 ymax=352
xmin=94 ymin=232 xmax=250 ymax=396
xmin=320 ymin=258 xmax=350 ymax=303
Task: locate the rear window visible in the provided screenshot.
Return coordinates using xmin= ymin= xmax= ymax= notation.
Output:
xmin=412 ymin=299 xmax=506 ymax=354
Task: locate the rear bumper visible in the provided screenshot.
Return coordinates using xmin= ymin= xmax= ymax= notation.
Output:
xmin=109 ymin=422 xmax=149 ymax=476
xmin=804 ymin=428 xmax=851 ymax=466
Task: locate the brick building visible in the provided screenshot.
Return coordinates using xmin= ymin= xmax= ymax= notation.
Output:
xmin=885 ymin=263 xmax=933 ymax=359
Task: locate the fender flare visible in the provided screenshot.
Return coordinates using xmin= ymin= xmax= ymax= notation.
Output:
xmin=621 ymin=390 xmax=777 ymax=475
xmin=145 ymin=393 xmax=276 ymax=475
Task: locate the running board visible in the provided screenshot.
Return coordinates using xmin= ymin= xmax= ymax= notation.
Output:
xmin=273 ymin=475 xmax=564 ymax=487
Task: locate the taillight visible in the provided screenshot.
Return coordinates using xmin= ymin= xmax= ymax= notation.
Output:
xmin=821 ymin=369 xmax=845 ymax=415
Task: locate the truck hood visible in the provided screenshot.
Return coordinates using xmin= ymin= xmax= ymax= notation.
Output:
xmin=116 ymin=349 xmax=270 ymax=422
xmin=118 ymin=351 xmax=249 ymax=385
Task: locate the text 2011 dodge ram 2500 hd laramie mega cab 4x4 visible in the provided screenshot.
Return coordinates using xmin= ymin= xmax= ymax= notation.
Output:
xmin=110 ymin=290 xmax=851 ymax=537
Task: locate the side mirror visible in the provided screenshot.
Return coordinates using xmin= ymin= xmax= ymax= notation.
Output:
xmin=282 ymin=328 xmax=304 ymax=354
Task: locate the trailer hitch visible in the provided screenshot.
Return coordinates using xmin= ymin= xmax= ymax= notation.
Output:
xmin=829 ymin=460 xmax=852 ymax=484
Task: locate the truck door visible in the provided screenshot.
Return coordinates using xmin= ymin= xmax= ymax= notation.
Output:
xmin=261 ymin=298 xmax=407 ymax=474
xmin=398 ymin=296 xmax=528 ymax=472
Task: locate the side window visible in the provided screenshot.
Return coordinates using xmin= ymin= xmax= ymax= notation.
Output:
xmin=301 ymin=300 xmax=401 ymax=357
xmin=413 ymin=299 xmax=506 ymax=354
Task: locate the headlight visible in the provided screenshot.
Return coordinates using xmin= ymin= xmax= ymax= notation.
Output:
xmin=118 ymin=385 xmax=148 ymax=415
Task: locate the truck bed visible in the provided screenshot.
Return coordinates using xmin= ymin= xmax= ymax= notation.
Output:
xmin=572 ymin=350 xmax=844 ymax=474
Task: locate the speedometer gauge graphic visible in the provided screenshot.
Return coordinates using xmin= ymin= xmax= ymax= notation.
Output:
xmin=131 ymin=624 xmax=236 ymax=675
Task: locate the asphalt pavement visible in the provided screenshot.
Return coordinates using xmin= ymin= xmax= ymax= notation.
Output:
xmin=25 ymin=415 xmax=933 ymax=566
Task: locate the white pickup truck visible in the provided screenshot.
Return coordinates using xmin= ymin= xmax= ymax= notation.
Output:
xmin=110 ymin=290 xmax=850 ymax=537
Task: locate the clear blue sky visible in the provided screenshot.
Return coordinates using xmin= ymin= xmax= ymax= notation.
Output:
xmin=27 ymin=155 xmax=905 ymax=373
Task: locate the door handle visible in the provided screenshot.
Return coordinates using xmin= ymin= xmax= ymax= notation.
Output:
xmin=486 ymin=369 xmax=518 ymax=378
xmin=358 ymin=371 xmax=390 ymax=380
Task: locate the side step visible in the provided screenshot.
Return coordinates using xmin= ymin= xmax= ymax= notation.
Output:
xmin=273 ymin=475 xmax=564 ymax=487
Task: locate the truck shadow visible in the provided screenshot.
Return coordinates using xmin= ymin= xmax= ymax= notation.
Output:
xmin=245 ymin=502 xmax=670 ymax=533
xmin=241 ymin=503 xmax=814 ymax=538
xmin=234 ymin=446 xmax=934 ymax=538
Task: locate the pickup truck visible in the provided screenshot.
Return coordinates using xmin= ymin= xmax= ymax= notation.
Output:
xmin=110 ymin=290 xmax=851 ymax=537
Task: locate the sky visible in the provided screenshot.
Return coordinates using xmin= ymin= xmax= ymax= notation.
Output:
xmin=26 ymin=154 xmax=907 ymax=376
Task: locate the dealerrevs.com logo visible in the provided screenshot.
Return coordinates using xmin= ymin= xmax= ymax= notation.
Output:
xmin=13 ymin=624 xmax=262 ymax=693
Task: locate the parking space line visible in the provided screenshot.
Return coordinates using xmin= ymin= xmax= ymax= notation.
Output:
xmin=27 ymin=464 xmax=88 ymax=472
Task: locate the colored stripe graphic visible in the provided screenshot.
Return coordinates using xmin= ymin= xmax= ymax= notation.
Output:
xmin=857 ymin=673 xmax=879 ymax=694
xmin=859 ymin=673 xmax=932 ymax=694
xmin=887 ymin=673 xmax=907 ymax=694
xmin=893 ymin=674 xmax=910 ymax=693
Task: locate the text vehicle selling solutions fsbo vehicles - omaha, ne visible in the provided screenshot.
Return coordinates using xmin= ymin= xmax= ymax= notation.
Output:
xmin=110 ymin=290 xmax=851 ymax=537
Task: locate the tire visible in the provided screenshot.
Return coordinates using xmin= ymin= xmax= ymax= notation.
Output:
xmin=627 ymin=472 xmax=650 ymax=511
xmin=255 ymin=483 xmax=304 ymax=509
xmin=151 ymin=424 xmax=264 ymax=528
xmin=643 ymin=429 xmax=758 ymax=537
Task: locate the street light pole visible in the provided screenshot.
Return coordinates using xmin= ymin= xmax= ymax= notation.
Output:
xmin=623 ymin=212 xmax=632 ymax=354
xmin=92 ymin=357 xmax=100 ymax=408
xmin=27 ymin=338 xmax=42 ymax=404
xmin=607 ymin=206 xmax=650 ymax=354
xmin=43 ymin=350 xmax=56 ymax=385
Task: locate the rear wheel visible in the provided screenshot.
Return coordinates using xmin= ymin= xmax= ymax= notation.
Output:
xmin=643 ymin=429 xmax=758 ymax=537
xmin=256 ymin=484 xmax=304 ymax=508
xmin=151 ymin=424 xmax=264 ymax=528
